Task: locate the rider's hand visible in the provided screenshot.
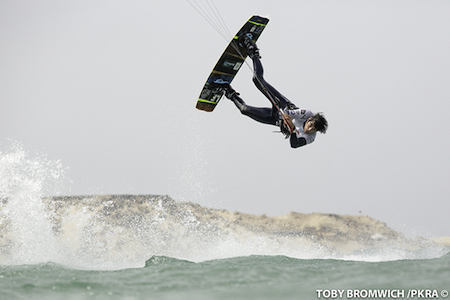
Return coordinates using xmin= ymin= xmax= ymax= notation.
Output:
xmin=282 ymin=114 xmax=295 ymax=133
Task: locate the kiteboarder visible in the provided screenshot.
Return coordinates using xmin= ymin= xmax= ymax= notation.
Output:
xmin=222 ymin=34 xmax=328 ymax=148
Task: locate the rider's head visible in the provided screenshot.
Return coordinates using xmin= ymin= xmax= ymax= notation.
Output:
xmin=309 ymin=113 xmax=328 ymax=134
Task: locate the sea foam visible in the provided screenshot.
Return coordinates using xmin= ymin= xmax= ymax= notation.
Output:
xmin=0 ymin=143 xmax=447 ymax=270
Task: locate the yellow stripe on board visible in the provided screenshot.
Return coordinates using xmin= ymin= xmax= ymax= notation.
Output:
xmin=233 ymin=20 xmax=267 ymax=40
xmin=198 ymin=98 xmax=217 ymax=104
xmin=211 ymin=70 xmax=235 ymax=76
xmin=248 ymin=20 xmax=267 ymax=27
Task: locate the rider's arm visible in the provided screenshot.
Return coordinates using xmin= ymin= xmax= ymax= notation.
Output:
xmin=290 ymin=135 xmax=307 ymax=148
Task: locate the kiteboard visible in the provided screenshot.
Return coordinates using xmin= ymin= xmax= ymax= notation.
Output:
xmin=196 ymin=15 xmax=269 ymax=112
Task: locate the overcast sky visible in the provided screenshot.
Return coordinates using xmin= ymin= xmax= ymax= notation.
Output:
xmin=1 ymin=0 xmax=449 ymax=237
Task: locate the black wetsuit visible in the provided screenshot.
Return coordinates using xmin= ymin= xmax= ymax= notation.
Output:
xmin=230 ymin=56 xmax=309 ymax=148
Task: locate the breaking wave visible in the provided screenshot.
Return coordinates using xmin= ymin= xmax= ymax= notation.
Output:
xmin=0 ymin=143 xmax=448 ymax=270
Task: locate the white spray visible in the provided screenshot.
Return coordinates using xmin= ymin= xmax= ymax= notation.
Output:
xmin=0 ymin=141 xmax=65 ymax=265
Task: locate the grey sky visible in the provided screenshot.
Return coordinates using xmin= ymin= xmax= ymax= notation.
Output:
xmin=1 ymin=0 xmax=449 ymax=237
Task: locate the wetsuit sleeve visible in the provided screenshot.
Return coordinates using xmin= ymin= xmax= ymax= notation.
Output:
xmin=290 ymin=135 xmax=307 ymax=148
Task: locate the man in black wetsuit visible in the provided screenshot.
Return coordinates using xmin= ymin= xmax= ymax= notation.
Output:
xmin=221 ymin=34 xmax=328 ymax=148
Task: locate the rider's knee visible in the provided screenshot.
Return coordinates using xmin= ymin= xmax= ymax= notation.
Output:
xmin=252 ymin=74 xmax=264 ymax=87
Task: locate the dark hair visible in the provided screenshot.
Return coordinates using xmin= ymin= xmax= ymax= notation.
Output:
xmin=311 ymin=113 xmax=328 ymax=134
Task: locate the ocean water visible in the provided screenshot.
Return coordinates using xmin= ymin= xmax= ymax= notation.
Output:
xmin=1 ymin=143 xmax=449 ymax=299
xmin=1 ymin=254 xmax=449 ymax=300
